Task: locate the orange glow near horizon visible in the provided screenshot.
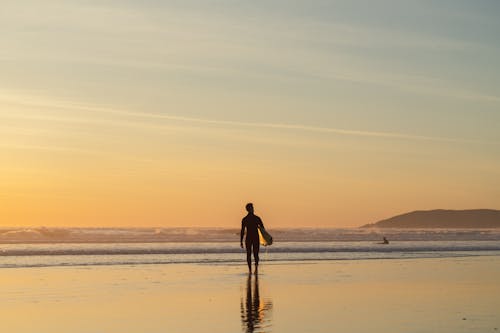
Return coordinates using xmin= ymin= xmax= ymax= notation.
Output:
xmin=2 ymin=105 xmax=498 ymax=228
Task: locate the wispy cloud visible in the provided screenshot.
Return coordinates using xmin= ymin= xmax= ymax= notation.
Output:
xmin=1 ymin=91 xmax=497 ymax=146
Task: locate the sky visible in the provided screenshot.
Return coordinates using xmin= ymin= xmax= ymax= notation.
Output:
xmin=1 ymin=0 xmax=499 ymax=228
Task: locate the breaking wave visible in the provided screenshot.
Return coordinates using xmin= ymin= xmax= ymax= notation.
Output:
xmin=1 ymin=227 xmax=500 ymax=243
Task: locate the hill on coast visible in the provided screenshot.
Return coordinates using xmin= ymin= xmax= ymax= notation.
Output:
xmin=362 ymin=209 xmax=500 ymax=228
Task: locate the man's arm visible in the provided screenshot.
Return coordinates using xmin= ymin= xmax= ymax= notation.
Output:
xmin=240 ymin=220 xmax=245 ymax=248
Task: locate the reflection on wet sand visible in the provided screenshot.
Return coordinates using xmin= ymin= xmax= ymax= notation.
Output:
xmin=240 ymin=274 xmax=273 ymax=333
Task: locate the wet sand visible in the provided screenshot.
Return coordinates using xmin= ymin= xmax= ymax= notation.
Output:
xmin=1 ymin=256 xmax=499 ymax=333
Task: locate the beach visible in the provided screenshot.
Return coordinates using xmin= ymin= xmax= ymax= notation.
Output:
xmin=1 ymin=256 xmax=499 ymax=333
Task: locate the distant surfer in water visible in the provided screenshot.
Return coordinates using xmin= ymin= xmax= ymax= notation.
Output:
xmin=240 ymin=203 xmax=264 ymax=274
xmin=382 ymin=237 xmax=389 ymax=244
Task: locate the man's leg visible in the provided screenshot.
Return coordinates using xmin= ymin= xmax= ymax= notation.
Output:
xmin=253 ymin=240 xmax=260 ymax=272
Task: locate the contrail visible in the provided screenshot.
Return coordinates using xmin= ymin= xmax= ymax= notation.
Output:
xmin=53 ymin=101 xmax=497 ymax=145
xmin=1 ymin=92 xmax=497 ymax=145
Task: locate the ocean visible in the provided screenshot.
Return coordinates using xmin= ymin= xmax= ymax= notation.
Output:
xmin=1 ymin=227 xmax=500 ymax=268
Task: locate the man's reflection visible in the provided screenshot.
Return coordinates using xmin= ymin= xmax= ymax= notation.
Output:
xmin=240 ymin=274 xmax=273 ymax=333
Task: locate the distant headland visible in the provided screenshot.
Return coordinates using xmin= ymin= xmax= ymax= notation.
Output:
xmin=361 ymin=209 xmax=500 ymax=228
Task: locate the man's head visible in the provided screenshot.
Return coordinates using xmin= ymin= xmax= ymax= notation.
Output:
xmin=245 ymin=203 xmax=254 ymax=214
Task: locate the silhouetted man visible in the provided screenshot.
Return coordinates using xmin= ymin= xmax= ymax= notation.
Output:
xmin=240 ymin=203 xmax=264 ymax=274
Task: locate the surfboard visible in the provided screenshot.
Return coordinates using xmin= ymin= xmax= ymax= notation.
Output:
xmin=258 ymin=226 xmax=273 ymax=246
